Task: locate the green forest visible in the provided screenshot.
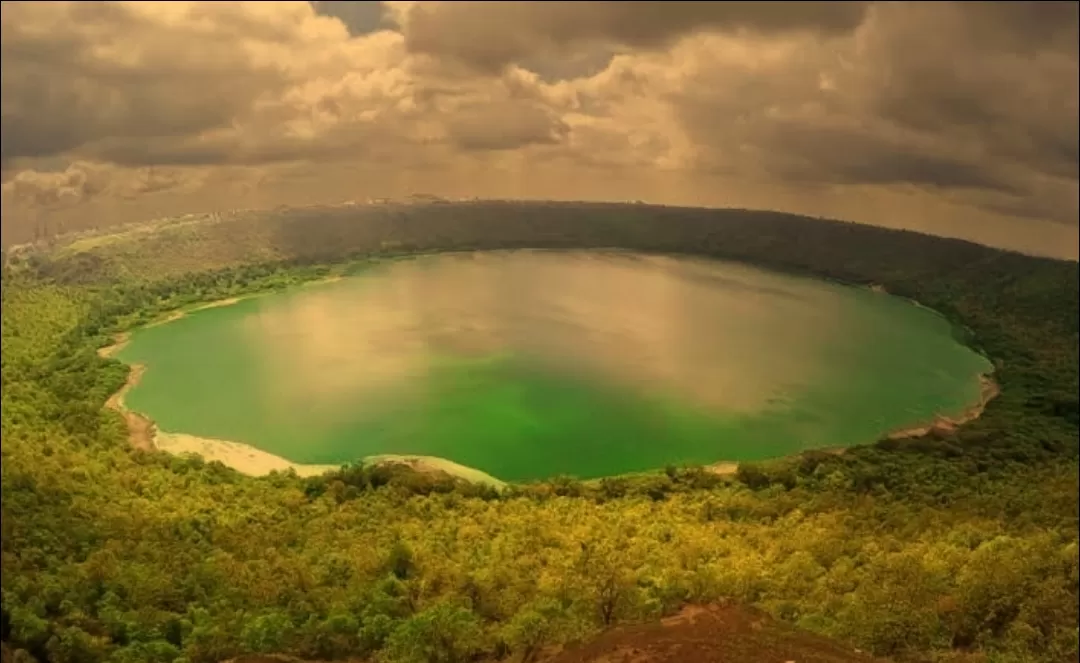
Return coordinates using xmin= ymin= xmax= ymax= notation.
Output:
xmin=2 ymin=203 xmax=1077 ymax=663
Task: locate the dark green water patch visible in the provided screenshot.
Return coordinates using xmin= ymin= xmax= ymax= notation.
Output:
xmin=119 ymin=251 xmax=992 ymax=481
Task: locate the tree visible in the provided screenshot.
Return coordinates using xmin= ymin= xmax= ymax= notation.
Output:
xmin=383 ymin=602 xmax=483 ymax=663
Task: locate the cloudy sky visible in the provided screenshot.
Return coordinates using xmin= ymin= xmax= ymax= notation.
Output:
xmin=1 ymin=1 xmax=1077 ymax=258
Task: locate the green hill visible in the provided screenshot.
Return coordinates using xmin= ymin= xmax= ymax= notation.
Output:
xmin=2 ymin=203 xmax=1077 ymax=663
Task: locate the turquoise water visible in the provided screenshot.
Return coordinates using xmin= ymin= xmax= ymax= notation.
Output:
xmin=119 ymin=251 xmax=992 ymax=481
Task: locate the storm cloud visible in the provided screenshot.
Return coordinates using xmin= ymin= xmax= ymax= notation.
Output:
xmin=1 ymin=1 xmax=1077 ymax=257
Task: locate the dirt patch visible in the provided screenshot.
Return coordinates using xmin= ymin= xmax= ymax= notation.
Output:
xmin=122 ymin=410 xmax=157 ymax=452
xmin=705 ymin=448 xmax=846 ymax=477
xmin=547 ymin=603 xmax=880 ymax=663
xmin=154 ymin=431 xmax=340 ymax=477
xmin=705 ymin=461 xmax=740 ymax=476
xmin=363 ymin=454 xmax=506 ymax=488
xmin=104 ymin=363 xmax=156 ymax=451
xmin=147 ymin=296 xmax=243 ymax=328
xmin=97 ymin=331 xmax=130 ymax=358
xmin=888 ymin=373 xmax=1000 ymax=440
xmin=100 ymin=297 xmax=243 ymax=453
xmin=219 ymin=605 xmax=879 ymax=663
xmin=196 ymin=296 xmax=241 ymax=311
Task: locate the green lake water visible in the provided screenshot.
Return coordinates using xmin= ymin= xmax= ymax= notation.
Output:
xmin=119 ymin=251 xmax=992 ymax=481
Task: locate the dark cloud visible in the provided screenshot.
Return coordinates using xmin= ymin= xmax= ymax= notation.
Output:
xmin=858 ymin=2 xmax=1078 ymax=183
xmin=961 ymin=1 xmax=1078 ymax=52
xmin=664 ymin=1 xmax=1076 ymax=224
xmin=0 ymin=2 xmax=298 ymax=166
xmin=310 ymin=1 xmax=387 ymax=36
xmin=445 ymin=101 xmax=570 ymax=152
xmin=763 ymin=123 xmax=1017 ymax=193
xmin=979 ymin=191 xmax=1080 ymax=226
xmin=82 ymin=120 xmax=408 ymax=168
xmin=401 ymin=1 xmax=871 ymax=73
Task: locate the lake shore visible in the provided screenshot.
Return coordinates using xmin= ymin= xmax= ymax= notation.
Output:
xmin=154 ymin=431 xmax=343 ymax=478
xmin=147 ymin=296 xmax=243 ymax=327
xmin=98 ymin=272 xmax=1000 ymax=487
xmin=886 ymin=372 xmax=1000 ymax=440
xmin=103 ymin=362 xmax=156 ymax=451
xmin=154 ymin=428 xmax=505 ymax=485
xmin=101 ymin=335 xmax=506 ymax=483
xmin=95 ymin=296 xmax=247 ymax=358
xmin=101 ymin=360 xmax=1001 ymax=486
xmin=94 ymin=271 xmax=354 ymax=357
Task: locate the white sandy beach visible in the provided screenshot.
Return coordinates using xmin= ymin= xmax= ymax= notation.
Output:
xmin=154 ymin=432 xmax=506 ymax=487
xmin=154 ymin=431 xmax=342 ymax=478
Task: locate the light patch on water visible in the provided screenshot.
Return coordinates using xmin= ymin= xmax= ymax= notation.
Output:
xmin=243 ymin=285 xmax=431 ymax=413
xmin=243 ymin=252 xmax=844 ymax=417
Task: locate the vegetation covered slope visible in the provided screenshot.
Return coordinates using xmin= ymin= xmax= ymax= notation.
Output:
xmin=2 ymin=203 xmax=1077 ymax=663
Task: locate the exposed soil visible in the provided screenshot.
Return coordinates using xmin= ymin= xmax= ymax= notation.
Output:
xmin=96 ymin=331 xmax=130 ymax=358
xmin=705 ymin=461 xmax=740 ymax=476
xmin=97 ymin=296 xmax=245 ymax=453
xmin=122 ymin=409 xmax=157 ymax=451
xmin=154 ymin=431 xmax=340 ymax=477
xmin=104 ymin=362 xmax=156 ymax=451
xmin=547 ymin=604 xmax=882 ymax=663
xmin=364 ymin=454 xmax=506 ymax=488
xmin=147 ymin=296 xmax=242 ymax=327
xmin=220 ymin=604 xmax=880 ymax=663
xmin=864 ymin=283 xmax=999 ymax=442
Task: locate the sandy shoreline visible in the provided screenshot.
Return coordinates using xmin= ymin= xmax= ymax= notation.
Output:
xmin=97 ymin=331 xmax=131 ymax=358
xmin=705 ymin=462 xmax=741 ymax=476
xmin=154 ymin=431 xmax=344 ymax=478
xmin=700 ymin=372 xmax=998 ymax=476
xmin=864 ymin=284 xmax=999 ymax=438
xmin=100 ymin=361 xmax=1000 ymax=485
xmin=91 ymin=279 xmax=477 ymax=483
xmin=146 ymin=296 xmax=243 ymax=327
xmin=886 ymin=373 xmax=1000 ymax=440
xmin=103 ymin=362 xmax=156 ymax=451
xmin=101 ymin=363 xmax=503 ymax=483
xmin=100 ymin=330 xmax=505 ymax=484
xmin=151 ymin=430 xmax=505 ymax=484
xmin=96 ymin=296 xmax=246 ymax=358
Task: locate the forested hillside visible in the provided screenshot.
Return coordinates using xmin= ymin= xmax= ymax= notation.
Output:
xmin=2 ymin=203 xmax=1077 ymax=663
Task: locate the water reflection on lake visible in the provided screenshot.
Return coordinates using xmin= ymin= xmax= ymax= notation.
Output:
xmin=119 ymin=251 xmax=992 ymax=480
xmin=245 ymin=252 xmax=842 ymax=417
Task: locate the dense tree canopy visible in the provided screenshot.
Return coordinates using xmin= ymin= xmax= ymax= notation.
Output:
xmin=2 ymin=203 xmax=1077 ymax=663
